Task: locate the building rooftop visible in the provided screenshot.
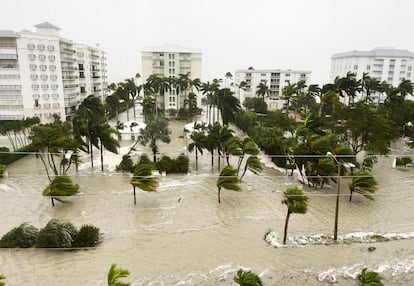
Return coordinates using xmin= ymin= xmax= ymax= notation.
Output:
xmin=142 ymin=44 xmax=201 ymax=53
xmin=0 ymin=30 xmax=18 ymax=38
xmin=34 ymin=22 xmax=61 ymax=30
xmin=331 ymin=48 xmax=414 ymax=59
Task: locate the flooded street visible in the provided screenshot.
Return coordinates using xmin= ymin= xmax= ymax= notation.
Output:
xmin=1 ymin=106 xmax=414 ymax=285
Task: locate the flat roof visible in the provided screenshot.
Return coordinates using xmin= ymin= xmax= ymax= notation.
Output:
xmin=142 ymin=44 xmax=201 ymax=53
xmin=0 ymin=30 xmax=18 ymax=38
xmin=331 ymin=48 xmax=414 ymax=59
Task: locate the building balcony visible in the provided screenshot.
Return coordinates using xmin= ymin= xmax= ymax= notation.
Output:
xmin=61 ymin=66 xmax=78 ymax=71
xmin=64 ymin=84 xmax=79 ymax=89
xmin=0 ymin=54 xmax=18 ymax=60
xmin=92 ymin=76 xmax=101 ymax=79
xmin=0 ymin=64 xmax=18 ymax=69
xmin=61 ymin=47 xmax=76 ymax=54
xmin=0 ymin=85 xmax=21 ymax=90
xmin=61 ymin=57 xmax=77 ymax=63
xmin=0 ymin=43 xmax=17 ymax=48
xmin=93 ymin=89 xmax=102 ymax=93
xmin=62 ymin=76 xmax=79 ymax=80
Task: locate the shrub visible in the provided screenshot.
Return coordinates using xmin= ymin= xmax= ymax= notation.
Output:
xmin=116 ymin=154 xmax=135 ymax=172
xmin=156 ymin=155 xmax=175 ymax=173
xmin=175 ymin=154 xmax=189 ymax=173
xmin=138 ymin=154 xmax=152 ymax=165
xmin=72 ymin=225 xmax=100 ymax=248
xmin=396 ymin=156 xmax=412 ymax=167
xmin=0 ymin=223 xmax=38 ymax=248
xmin=0 ymin=165 xmax=6 ymax=177
xmin=36 ymin=219 xmax=78 ymax=248
xmin=42 ymin=175 xmax=80 ymax=197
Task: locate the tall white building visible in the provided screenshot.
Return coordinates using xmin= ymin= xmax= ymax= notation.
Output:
xmin=141 ymin=44 xmax=202 ymax=113
xmin=0 ymin=22 xmax=107 ymax=123
xmin=330 ymin=48 xmax=414 ymax=86
xmin=234 ymin=69 xmax=311 ymax=110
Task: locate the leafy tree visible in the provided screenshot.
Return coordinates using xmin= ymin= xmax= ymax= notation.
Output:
xmin=216 ymin=165 xmax=240 ymax=204
xmin=255 ymin=82 xmax=270 ymax=100
xmin=216 ymin=88 xmax=241 ymax=125
xmin=357 ymin=268 xmax=383 ymax=286
xmin=116 ymin=154 xmax=135 ymax=172
xmin=36 ymin=219 xmax=78 ymax=248
xmin=243 ymin=97 xmax=267 ymax=114
xmin=72 ymin=225 xmax=100 ymax=248
xmin=130 ymin=163 xmax=159 ymax=205
xmin=233 ymin=269 xmax=263 ymax=286
xmin=0 ymin=223 xmax=38 ymax=248
xmin=349 ymin=171 xmax=378 ymax=201
xmin=137 ymin=116 xmax=171 ymax=162
xmin=108 ymin=263 xmax=130 ymax=286
xmin=42 ymin=175 xmax=80 ymax=206
xmin=281 ymin=186 xmax=308 ymax=244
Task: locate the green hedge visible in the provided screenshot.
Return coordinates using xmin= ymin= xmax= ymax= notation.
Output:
xmin=0 ymin=144 xmax=36 ymax=165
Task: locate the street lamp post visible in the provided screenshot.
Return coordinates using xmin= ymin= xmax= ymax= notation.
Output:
xmin=327 ymin=151 xmax=340 ymax=241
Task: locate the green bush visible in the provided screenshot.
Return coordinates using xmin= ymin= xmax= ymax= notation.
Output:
xmin=36 ymin=219 xmax=78 ymax=248
xmin=0 ymin=144 xmax=35 ymax=165
xmin=116 ymin=154 xmax=135 ymax=172
xmin=138 ymin=154 xmax=152 ymax=165
xmin=72 ymin=225 xmax=100 ymax=248
xmin=0 ymin=223 xmax=38 ymax=248
xmin=175 ymin=154 xmax=189 ymax=173
xmin=42 ymin=175 xmax=80 ymax=197
xmin=396 ymin=156 xmax=412 ymax=167
xmin=0 ymin=164 xmax=6 ymax=177
xmin=156 ymin=155 xmax=175 ymax=173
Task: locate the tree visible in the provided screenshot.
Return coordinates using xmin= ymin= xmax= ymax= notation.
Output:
xmin=225 ymin=71 xmax=233 ymax=88
xmin=187 ymin=130 xmax=207 ymax=171
xmin=136 ymin=116 xmax=171 ymax=162
xmin=146 ymin=74 xmax=171 ymax=115
xmin=233 ymin=269 xmax=263 ymax=286
xmin=216 ymin=165 xmax=240 ymax=204
xmin=243 ymin=97 xmax=267 ymax=114
xmin=216 ymin=88 xmax=241 ymax=125
xmin=357 ymin=268 xmax=383 ymax=286
xmin=281 ymin=82 xmax=297 ymax=116
xmin=349 ymin=170 xmax=378 ymax=201
xmin=239 ymin=156 xmax=262 ymax=181
xmin=130 ymin=163 xmax=159 ymax=205
xmin=107 ymin=263 xmax=130 ymax=286
xmin=255 ymin=82 xmax=270 ymax=100
xmin=42 ymin=175 xmax=80 ymax=206
xmin=281 ymin=186 xmax=308 ymax=244
xmin=200 ymin=80 xmax=219 ymax=124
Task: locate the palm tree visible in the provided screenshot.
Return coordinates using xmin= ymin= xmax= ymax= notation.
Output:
xmin=205 ymin=122 xmax=220 ymax=170
xmin=222 ymin=136 xmax=241 ymax=166
xmin=42 ymin=175 xmax=80 ymax=206
xmin=187 ymin=131 xmax=207 ymax=171
xmin=281 ymin=186 xmax=308 ymax=244
xmin=107 ymin=263 xmax=130 ymax=286
xmin=349 ymin=170 xmax=378 ymax=201
xmin=236 ymin=80 xmax=248 ymax=105
xmin=137 ymin=116 xmax=171 ymax=162
xmin=200 ymin=81 xmax=219 ymax=123
xmin=122 ymin=78 xmax=140 ymax=119
xmin=130 ymin=163 xmax=159 ymax=205
xmin=146 ymin=74 xmax=171 ymax=115
xmin=255 ymin=82 xmax=270 ymax=100
xmin=216 ymin=88 xmax=241 ymax=125
xmin=236 ymin=137 xmax=259 ymax=174
xmin=95 ymin=122 xmax=120 ymax=171
xmin=216 ymin=165 xmax=240 ymax=204
xmin=225 ymin=71 xmax=233 ymax=88
xmin=233 ymin=269 xmax=263 ymax=286
xmin=281 ymin=82 xmax=297 ymax=116
xmin=239 ymin=156 xmax=262 ymax=181
xmin=357 ymin=268 xmax=383 ymax=286
xmin=216 ymin=125 xmax=235 ymax=171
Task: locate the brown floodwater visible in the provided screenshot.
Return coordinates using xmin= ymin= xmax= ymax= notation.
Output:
xmin=0 ymin=107 xmax=413 ymax=285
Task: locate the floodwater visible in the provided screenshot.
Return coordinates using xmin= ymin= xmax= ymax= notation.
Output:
xmin=0 ymin=106 xmax=413 ymax=285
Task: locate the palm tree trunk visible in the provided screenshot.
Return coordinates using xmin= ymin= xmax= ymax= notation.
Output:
xmin=283 ymin=210 xmax=291 ymax=244
xmin=218 ymin=187 xmax=221 ymax=204
xmin=100 ymin=140 xmax=104 ymax=172
xmin=349 ymin=187 xmax=353 ymax=202
xmin=133 ymin=185 xmax=136 ymax=205
xmin=90 ymin=140 xmax=94 ymax=168
xmin=211 ymin=151 xmax=214 ymax=171
xmin=195 ymin=149 xmax=198 ymax=172
xmin=51 ymin=197 xmax=55 ymax=207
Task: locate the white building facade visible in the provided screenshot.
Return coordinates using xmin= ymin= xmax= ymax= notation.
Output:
xmin=0 ymin=22 xmax=107 ymax=123
xmin=330 ymin=48 xmax=414 ymax=86
xmin=234 ymin=69 xmax=311 ymax=110
xmin=141 ymin=44 xmax=202 ymax=112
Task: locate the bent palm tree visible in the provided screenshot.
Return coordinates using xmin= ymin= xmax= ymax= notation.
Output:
xmin=216 ymin=165 xmax=240 ymax=204
xmin=349 ymin=171 xmax=378 ymax=201
xmin=42 ymin=175 xmax=80 ymax=206
xmin=282 ymin=186 xmax=308 ymax=244
xmin=107 ymin=263 xmax=130 ymax=286
xmin=187 ymin=131 xmax=207 ymax=172
xmin=130 ymin=163 xmax=159 ymax=205
xmin=239 ymin=156 xmax=262 ymax=181
xmin=234 ymin=269 xmax=263 ymax=286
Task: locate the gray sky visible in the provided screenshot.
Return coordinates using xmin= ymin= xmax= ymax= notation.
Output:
xmin=2 ymin=0 xmax=414 ymax=85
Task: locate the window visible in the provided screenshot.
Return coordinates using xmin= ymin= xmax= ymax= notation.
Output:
xmin=49 ymin=65 xmax=56 ymax=71
xmin=52 ymin=93 xmax=59 ymax=99
xmin=79 ymin=64 xmax=84 ymax=70
xmin=39 ymin=65 xmax=47 ymax=71
xmin=52 ymin=103 xmax=60 ymax=108
xmin=29 ymin=64 xmax=37 ymax=70
xmin=168 ymin=54 xmax=175 ymax=60
xmin=37 ymin=44 xmax=45 ymax=50
xmin=353 ymin=65 xmax=358 ymax=70
xmin=47 ymin=45 xmax=55 ymax=51
xmin=261 ymin=73 xmax=266 ymax=76
xmin=80 ymin=86 xmax=86 ymax=93
xmin=34 ymin=99 xmax=39 ymax=108
xmin=366 ymin=65 xmax=371 ymax=70
xmin=408 ymin=72 xmax=411 ymax=77
xmin=50 ymin=75 xmax=57 ymax=81
xmin=32 ymin=94 xmax=40 ymax=99
xmin=408 ymin=66 xmax=412 ymax=71
xmin=31 ymin=74 xmax=38 ymax=80
xmin=79 ymin=72 xmax=85 ymax=78
xmin=28 ymin=54 xmax=36 ymax=60
xmin=44 ymin=113 xmax=51 ymax=118
xmin=77 ymin=52 xmax=84 ymax=57
xmin=28 ymin=44 xmax=35 ymax=50
xmin=31 ymin=84 xmax=39 ymax=90
xmin=43 ymin=103 xmax=50 ymax=109
xmin=42 ymin=94 xmax=50 ymax=99
xmin=285 ymin=74 xmax=290 ymax=77
xmin=39 ymin=54 xmax=46 ymax=61
xmin=48 ymin=55 xmax=55 ymax=61
xmin=41 ymin=84 xmax=49 ymax=90
xmin=40 ymin=74 xmax=48 ymax=80
xmin=51 ymin=84 xmax=58 ymax=90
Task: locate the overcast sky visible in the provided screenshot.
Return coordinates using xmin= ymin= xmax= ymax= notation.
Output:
xmin=2 ymin=0 xmax=414 ymax=85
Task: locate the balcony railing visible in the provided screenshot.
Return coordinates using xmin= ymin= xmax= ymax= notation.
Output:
xmin=0 ymin=85 xmax=21 ymax=90
xmin=0 ymin=64 xmax=19 ymax=69
xmin=61 ymin=57 xmax=77 ymax=62
xmin=61 ymin=66 xmax=78 ymax=71
xmin=61 ymin=47 xmax=76 ymax=54
xmin=64 ymin=84 xmax=79 ymax=89
xmin=0 ymin=54 xmax=18 ymax=59
xmin=0 ymin=43 xmax=17 ymax=48
xmin=62 ymin=76 xmax=79 ymax=80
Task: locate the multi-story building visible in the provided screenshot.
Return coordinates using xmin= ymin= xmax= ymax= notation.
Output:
xmin=330 ymin=48 xmax=414 ymax=86
xmin=141 ymin=44 xmax=202 ymax=112
xmin=234 ymin=69 xmax=311 ymax=110
xmin=0 ymin=22 xmax=107 ymax=123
